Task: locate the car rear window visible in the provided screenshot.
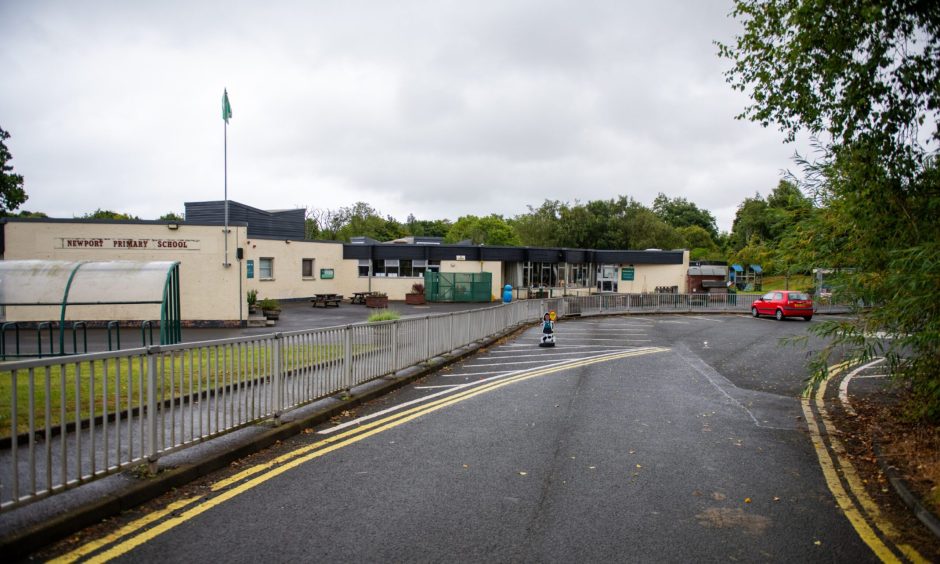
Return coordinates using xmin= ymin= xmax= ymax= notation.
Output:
xmin=788 ymin=292 xmax=810 ymax=301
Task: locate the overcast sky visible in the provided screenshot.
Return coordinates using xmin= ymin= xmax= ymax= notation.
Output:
xmin=0 ymin=0 xmax=810 ymax=233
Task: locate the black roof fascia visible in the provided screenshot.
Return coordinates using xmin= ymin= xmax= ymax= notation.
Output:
xmin=595 ymin=250 xmax=684 ymax=265
xmin=480 ymin=247 xmax=526 ymax=262
xmin=428 ymin=246 xmax=481 ymax=261
xmin=374 ymin=245 xmax=428 ymax=260
xmin=343 ymin=244 xmax=684 ymax=265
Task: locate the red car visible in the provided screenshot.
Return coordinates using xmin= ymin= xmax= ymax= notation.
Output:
xmin=751 ymin=290 xmax=814 ymax=321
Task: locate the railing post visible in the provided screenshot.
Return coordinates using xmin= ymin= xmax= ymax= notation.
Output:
xmin=425 ymin=317 xmax=431 ymax=362
xmin=273 ymin=333 xmax=283 ymax=424
xmin=391 ymin=320 xmax=399 ymax=373
xmin=344 ymin=325 xmax=353 ymax=394
xmin=146 ymin=345 xmax=160 ymax=473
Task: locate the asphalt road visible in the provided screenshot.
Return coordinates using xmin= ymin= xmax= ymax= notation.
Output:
xmin=47 ymin=313 xmax=876 ymax=562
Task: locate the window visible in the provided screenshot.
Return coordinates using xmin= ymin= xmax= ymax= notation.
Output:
xmin=364 ymin=258 xmax=439 ymax=277
xmin=302 ymin=258 xmax=315 ymax=279
xmin=399 ymin=259 xmax=413 ymax=277
xmin=259 ymin=258 xmax=274 ymax=280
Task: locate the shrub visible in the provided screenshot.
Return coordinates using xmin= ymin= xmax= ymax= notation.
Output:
xmin=411 ymin=283 xmax=425 ymax=294
xmin=258 ymin=298 xmax=280 ymax=311
xmin=368 ymin=310 xmax=401 ymax=322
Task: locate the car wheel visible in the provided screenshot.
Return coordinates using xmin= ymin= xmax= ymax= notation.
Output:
xmin=775 ymin=309 xmax=784 ymax=321
xmin=803 ymin=316 xmax=813 ymax=321
xmin=751 ymin=307 xmax=759 ymax=318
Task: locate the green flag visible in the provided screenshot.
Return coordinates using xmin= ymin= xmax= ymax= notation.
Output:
xmin=222 ymin=89 xmax=232 ymax=123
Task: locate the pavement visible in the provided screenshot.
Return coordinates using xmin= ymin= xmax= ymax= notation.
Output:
xmin=3 ymin=309 xmax=938 ymax=561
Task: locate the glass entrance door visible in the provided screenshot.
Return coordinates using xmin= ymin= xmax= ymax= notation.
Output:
xmin=596 ymin=264 xmax=618 ymax=293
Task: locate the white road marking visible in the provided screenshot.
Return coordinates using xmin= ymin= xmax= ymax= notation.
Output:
xmin=689 ymin=316 xmax=723 ymax=322
xmin=477 ymin=350 xmax=635 ymax=360
xmin=495 ymin=343 xmax=638 ymax=350
xmin=838 ymin=358 xmax=886 ymax=416
xmin=414 ymin=384 xmax=471 ymax=390
xmin=318 ymin=348 xmax=659 ymax=435
xmin=464 ymin=359 xmax=585 ymax=367
xmin=549 ymin=338 xmax=652 ymax=342
xmin=439 ymin=370 xmax=514 ymax=378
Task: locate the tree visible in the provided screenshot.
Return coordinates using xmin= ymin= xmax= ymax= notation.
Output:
xmin=718 ymin=0 xmax=939 ymax=177
xmin=652 ymin=193 xmax=718 ymax=238
xmin=159 ymin=212 xmax=184 ymax=221
xmin=0 ymin=126 xmax=28 ymax=215
xmin=679 ymin=225 xmax=722 ymax=261
xmin=81 ymin=209 xmax=140 ymax=220
xmin=405 ymin=215 xmax=452 ymax=238
xmin=513 ymin=200 xmax=564 ymax=247
xmin=445 ymin=215 xmax=521 ymax=246
xmin=728 ymin=194 xmax=771 ymax=251
xmin=720 ymin=0 xmax=940 ymax=418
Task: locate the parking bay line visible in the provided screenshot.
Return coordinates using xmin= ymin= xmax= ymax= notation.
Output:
xmin=60 ymin=347 xmax=671 ymax=563
xmin=473 ymin=350 xmax=637 ymax=361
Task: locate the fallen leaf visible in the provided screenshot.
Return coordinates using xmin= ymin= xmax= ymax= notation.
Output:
xmin=744 ymin=497 xmax=752 ymax=503
xmin=814 ymin=540 xmax=822 ymax=546
xmin=518 ymin=471 xmax=527 ymax=476
xmin=636 ymin=464 xmax=642 ymax=469
xmin=773 ymin=496 xmax=780 ymax=502
xmin=462 ymin=464 xmax=469 ymax=469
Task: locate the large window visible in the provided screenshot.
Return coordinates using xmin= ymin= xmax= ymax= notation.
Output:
xmin=302 ymin=258 xmax=315 ymax=279
xmin=521 ymin=262 xmax=557 ymax=287
xmin=569 ymin=264 xmax=589 ymax=286
xmin=259 ymin=258 xmax=274 ymax=280
xmin=364 ymin=259 xmax=440 ymax=277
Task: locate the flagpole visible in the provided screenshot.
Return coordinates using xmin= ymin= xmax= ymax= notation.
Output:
xmin=223 ymin=89 xmax=231 ymax=268
xmin=224 ymin=116 xmax=229 ymax=267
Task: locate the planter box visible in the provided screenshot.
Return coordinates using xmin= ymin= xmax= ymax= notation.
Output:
xmin=405 ymin=293 xmax=426 ymax=305
xmin=263 ymin=309 xmax=281 ymax=320
xmin=365 ymin=295 xmax=389 ymax=308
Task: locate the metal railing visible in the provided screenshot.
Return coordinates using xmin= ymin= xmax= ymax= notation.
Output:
xmin=0 ymin=292 xmax=845 ymax=511
xmin=0 ymin=299 xmax=543 ymax=510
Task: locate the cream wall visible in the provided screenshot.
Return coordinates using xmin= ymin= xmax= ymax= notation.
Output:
xmin=2 ymin=221 xmax=245 ymax=323
xmin=245 ymin=238 xmax=356 ymax=301
xmin=615 ymin=251 xmax=690 ymax=294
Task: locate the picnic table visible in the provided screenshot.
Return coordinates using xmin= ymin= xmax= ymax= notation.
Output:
xmin=311 ymin=293 xmax=343 ymax=307
xmin=350 ymin=291 xmax=373 ymax=305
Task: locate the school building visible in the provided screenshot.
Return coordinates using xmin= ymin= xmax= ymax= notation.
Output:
xmin=0 ymin=200 xmax=690 ymax=326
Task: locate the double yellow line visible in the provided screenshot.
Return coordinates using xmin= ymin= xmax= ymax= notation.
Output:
xmin=802 ymin=361 xmax=926 ymax=563
xmin=55 ymin=347 xmax=668 ymax=563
